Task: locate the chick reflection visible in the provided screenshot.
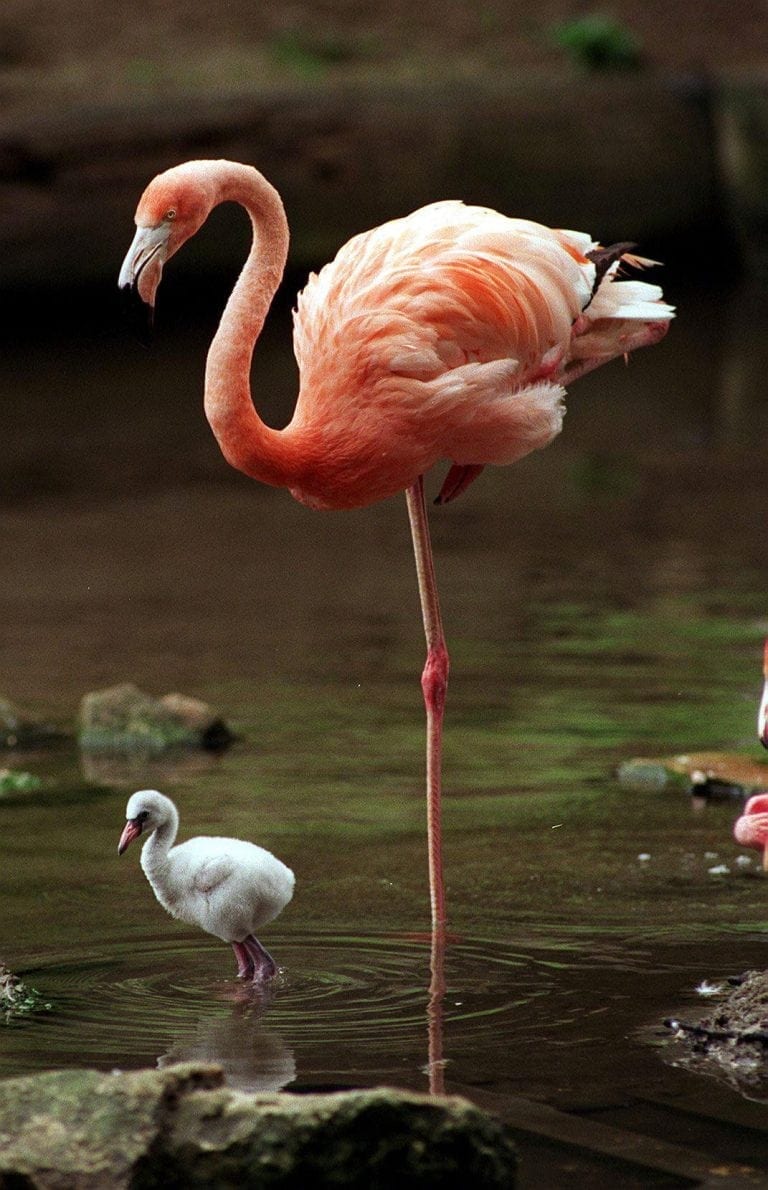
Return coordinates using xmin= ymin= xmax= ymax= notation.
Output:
xmin=158 ymin=991 xmax=295 ymax=1092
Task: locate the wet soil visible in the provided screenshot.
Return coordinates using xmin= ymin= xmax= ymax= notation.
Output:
xmin=667 ymin=971 xmax=768 ymax=1100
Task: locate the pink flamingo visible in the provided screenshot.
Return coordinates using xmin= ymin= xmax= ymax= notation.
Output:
xmin=734 ymin=794 xmax=768 ymax=871
xmin=119 ymin=159 xmax=674 ymax=930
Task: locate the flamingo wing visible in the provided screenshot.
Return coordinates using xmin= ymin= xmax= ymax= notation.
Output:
xmin=186 ymin=846 xmax=237 ymax=897
xmin=288 ymin=202 xmax=672 ymax=509
xmin=294 ymin=203 xmax=592 ymax=381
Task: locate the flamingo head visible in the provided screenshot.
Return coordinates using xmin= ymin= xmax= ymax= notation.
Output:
xmin=118 ymin=788 xmax=177 ymax=855
xmin=118 ymin=161 xmax=217 ymax=338
xmin=117 ymin=789 xmax=160 ymax=855
xmin=733 ymin=793 xmax=768 ymax=851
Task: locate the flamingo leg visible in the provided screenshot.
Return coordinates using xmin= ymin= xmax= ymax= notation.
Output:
xmin=435 ymin=463 xmax=485 ymax=506
xmin=406 ymin=476 xmax=449 ymax=930
xmin=232 ymin=940 xmax=252 ymax=979
xmin=242 ymin=935 xmax=278 ymax=982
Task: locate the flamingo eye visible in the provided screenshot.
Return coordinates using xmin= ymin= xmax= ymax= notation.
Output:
xmin=165 ymin=209 xmax=176 ymax=222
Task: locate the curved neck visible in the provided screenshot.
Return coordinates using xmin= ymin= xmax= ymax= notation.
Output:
xmin=203 ymin=163 xmax=297 ymax=488
xmin=140 ymin=809 xmax=178 ymax=880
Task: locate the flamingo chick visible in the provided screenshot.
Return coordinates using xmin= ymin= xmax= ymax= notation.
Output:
xmin=733 ymin=793 xmax=768 ymax=871
xmin=117 ymin=790 xmax=294 ymax=982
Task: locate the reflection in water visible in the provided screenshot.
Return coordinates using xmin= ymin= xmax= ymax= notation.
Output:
xmin=426 ymin=924 xmax=447 ymax=1096
xmin=158 ymin=992 xmax=296 ymax=1093
xmin=80 ymin=747 xmax=223 ymax=789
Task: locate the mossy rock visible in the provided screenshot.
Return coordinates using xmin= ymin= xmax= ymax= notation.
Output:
xmin=78 ymin=684 xmax=234 ymax=754
xmin=0 ymin=965 xmax=52 ymax=1023
xmin=0 ymin=1063 xmax=517 ymax=1188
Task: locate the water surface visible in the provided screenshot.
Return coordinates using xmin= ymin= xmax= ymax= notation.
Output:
xmin=2 ymin=279 xmax=768 ymax=1180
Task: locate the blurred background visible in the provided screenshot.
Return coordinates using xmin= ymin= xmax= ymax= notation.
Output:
xmin=3 ymin=5 xmax=768 ymax=1185
xmin=2 ymin=0 xmax=768 ymax=291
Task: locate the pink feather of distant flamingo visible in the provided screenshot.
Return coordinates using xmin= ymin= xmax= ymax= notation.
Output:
xmin=734 ymin=793 xmax=768 ymax=871
xmin=119 ymin=159 xmax=674 ymax=930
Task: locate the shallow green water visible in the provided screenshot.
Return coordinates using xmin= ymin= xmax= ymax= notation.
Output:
xmin=2 ymin=282 xmax=768 ymax=1157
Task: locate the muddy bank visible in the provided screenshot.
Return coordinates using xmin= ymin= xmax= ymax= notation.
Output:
xmin=666 ymin=970 xmax=768 ymax=1100
xmin=0 ymin=72 xmax=757 ymax=291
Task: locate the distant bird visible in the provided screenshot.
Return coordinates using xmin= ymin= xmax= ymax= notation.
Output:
xmin=734 ymin=793 xmax=768 ymax=871
xmin=758 ymin=640 xmax=768 ymax=747
xmin=119 ymin=159 xmax=674 ymax=929
xmin=117 ymin=789 xmax=294 ymax=981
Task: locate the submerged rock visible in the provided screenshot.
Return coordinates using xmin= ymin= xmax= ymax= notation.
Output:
xmin=79 ymin=683 xmax=235 ymax=754
xmin=665 ymin=970 xmax=768 ymax=1099
xmin=0 ymin=1063 xmax=517 ymax=1188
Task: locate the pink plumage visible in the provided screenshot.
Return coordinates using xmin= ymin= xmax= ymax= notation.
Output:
xmin=290 ymin=201 xmax=672 ymax=508
xmin=734 ymin=795 xmax=768 ymax=851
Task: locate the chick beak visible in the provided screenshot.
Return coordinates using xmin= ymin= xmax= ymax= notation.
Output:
xmin=118 ymin=818 xmax=143 ymax=856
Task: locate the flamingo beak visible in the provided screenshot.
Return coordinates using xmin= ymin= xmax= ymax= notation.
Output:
xmin=118 ymin=224 xmax=171 ymax=345
xmin=117 ymin=818 xmax=143 ymax=856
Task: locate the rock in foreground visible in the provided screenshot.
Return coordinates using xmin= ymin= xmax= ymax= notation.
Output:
xmin=0 ymin=1063 xmax=517 ymax=1188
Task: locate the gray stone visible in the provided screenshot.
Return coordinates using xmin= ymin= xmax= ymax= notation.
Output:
xmin=0 ymin=1063 xmax=517 ymax=1188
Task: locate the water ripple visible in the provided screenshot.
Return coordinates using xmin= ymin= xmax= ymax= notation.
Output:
xmin=1 ymin=929 xmax=735 ymax=1093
